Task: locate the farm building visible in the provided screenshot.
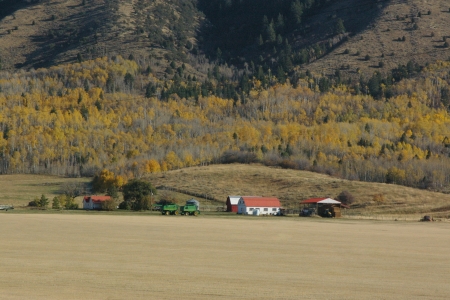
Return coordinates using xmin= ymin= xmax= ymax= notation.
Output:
xmin=300 ymin=198 xmax=344 ymax=218
xmin=226 ymin=196 xmax=240 ymax=212
xmin=237 ymin=196 xmax=281 ymax=215
xmin=83 ymin=196 xmax=111 ymax=210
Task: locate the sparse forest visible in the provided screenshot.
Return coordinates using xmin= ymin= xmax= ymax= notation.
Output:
xmin=1 ymin=55 xmax=450 ymax=192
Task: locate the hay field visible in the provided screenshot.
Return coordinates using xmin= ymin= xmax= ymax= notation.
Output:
xmin=0 ymin=214 xmax=449 ymax=299
xmin=0 ymin=174 xmax=90 ymax=207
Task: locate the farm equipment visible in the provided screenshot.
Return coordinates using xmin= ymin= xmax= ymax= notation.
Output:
xmin=300 ymin=208 xmax=315 ymax=217
xmin=153 ymin=202 xmax=201 ymax=216
xmin=160 ymin=204 xmax=179 ymax=215
xmin=180 ymin=204 xmax=200 ymax=216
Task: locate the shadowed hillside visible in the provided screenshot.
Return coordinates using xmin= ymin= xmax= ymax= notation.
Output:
xmin=0 ymin=0 xmax=449 ymax=80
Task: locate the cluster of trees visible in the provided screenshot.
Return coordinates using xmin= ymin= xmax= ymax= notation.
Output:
xmin=1 ymin=57 xmax=450 ymax=192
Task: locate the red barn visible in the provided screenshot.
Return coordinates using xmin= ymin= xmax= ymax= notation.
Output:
xmin=83 ymin=196 xmax=111 ymax=210
xmin=226 ymin=196 xmax=241 ymax=212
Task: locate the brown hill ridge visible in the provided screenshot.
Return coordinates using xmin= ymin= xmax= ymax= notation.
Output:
xmin=0 ymin=0 xmax=449 ymax=78
xmin=307 ymin=0 xmax=450 ymax=77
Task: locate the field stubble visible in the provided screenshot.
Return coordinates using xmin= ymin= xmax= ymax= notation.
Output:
xmin=0 ymin=214 xmax=449 ymax=299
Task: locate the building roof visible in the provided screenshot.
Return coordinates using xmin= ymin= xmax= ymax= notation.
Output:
xmin=83 ymin=196 xmax=111 ymax=203
xmin=228 ymin=195 xmax=262 ymax=205
xmin=240 ymin=196 xmax=281 ymax=207
xmin=227 ymin=196 xmax=241 ymax=205
xmin=301 ymin=198 xmax=341 ymax=204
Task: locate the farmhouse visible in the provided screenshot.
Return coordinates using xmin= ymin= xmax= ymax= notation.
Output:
xmin=237 ymin=196 xmax=281 ymax=215
xmin=300 ymin=198 xmax=343 ymax=218
xmin=83 ymin=196 xmax=111 ymax=210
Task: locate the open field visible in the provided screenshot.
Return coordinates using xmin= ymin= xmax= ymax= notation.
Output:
xmin=147 ymin=164 xmax=450 ymax=218
xmin=0 ymin=174 xmax=90 ymax=207
xmin=0 ymin=214 xmax=449 ymax=299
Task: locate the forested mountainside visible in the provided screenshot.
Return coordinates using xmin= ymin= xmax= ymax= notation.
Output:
xmin=1 ymin=57 xmax=450 ymax=192
xmin=1 ymin=0 xmax=449 ymax=79
xmin=1 ymin=0 xmax=450 ymax=192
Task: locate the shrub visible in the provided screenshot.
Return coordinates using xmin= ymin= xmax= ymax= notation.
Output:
xmin=373 ymin=193 xmax=386 ymax=204
xmin=101 ymin=199 xmax=116 ymax=211
xmin=220 ymin=151 xmax=259 ymax=164
xmin=337 ymin=191 xmax=355 ymax=205
xmin=364 ymin=54 xmax=370 ymax=61
xmin=52 ymin=197 xmax=60 ymax=209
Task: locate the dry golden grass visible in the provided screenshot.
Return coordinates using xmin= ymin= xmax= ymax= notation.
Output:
xmin=309 ymin=0 xmax=450 ymax=77
xmin=0 ymin=214 xmax=449 ymax=299
xmin=146 ymin=164 xmax=450 ymax=218
xmin=0 ymin=174 xmax=89 ymax=207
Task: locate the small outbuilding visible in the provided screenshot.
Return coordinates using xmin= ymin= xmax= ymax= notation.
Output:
xmin=300 ymin=197 xmax=343 ymax=218
xmin=83 ymin=196 xmax=111 ymax=210
xmin=237 ymin=196 xmax=281 ymax=215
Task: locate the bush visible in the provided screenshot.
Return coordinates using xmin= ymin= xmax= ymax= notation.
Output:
xmin=52 ymin=197 xmax=60 ymax=209
xmin=101 ymin=200 xmax=116 ymax=211
xmin=220 ymin=151 xmax=259 ymax=164
xmin=372 ymin=193 xmax=386 ymax=204
xmin=337 ymin=191 xmax=355 ymax=205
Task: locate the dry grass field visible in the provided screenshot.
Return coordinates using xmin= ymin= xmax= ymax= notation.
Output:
xmin=147 ymin=164 xmax=450 ymax=218
xmin=0 ymin=174 xmax=90 ymax=207
xmin=307 ymin=0 xmax=450 ymax=77
xmin=0 ymin=214 xmax=449 ymax=299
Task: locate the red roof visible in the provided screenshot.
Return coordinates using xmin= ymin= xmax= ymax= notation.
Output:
xmin=83 ymin=196 xmax=111 ymax=203
xmin=241 ymin=196 xmax=280 ymax=207
xmin=301 ymin=198 xmax=328 ymax=204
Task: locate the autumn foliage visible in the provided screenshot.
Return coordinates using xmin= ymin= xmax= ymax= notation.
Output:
xmin=1 ymin=57 xmax=450 ymax=192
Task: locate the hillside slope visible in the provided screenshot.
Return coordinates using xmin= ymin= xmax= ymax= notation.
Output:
xmin=0 ymin=0 xmax=449 ymax=79
xmin=146 ymin=163 xmax=450 ymax=217
xmin=307 ymin=0 xmax=450 ymax=77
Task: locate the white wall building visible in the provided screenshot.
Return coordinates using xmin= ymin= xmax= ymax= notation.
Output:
xmin=237 ymin=196 xmax=281 ymax=215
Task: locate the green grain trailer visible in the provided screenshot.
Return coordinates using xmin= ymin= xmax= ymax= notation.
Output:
xmin=161 ymin=204 xmax=179 ymax=215
xmin=180 ymin=204 xmax=200 ymax=216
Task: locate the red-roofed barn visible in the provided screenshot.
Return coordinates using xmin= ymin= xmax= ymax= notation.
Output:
xmin=83 ymin=196 xmax=111 ymax=210
xmin=237 ymin=196 xmax=281 ymax=215
xmin=226 ymin=196 xmax=241 ymax=212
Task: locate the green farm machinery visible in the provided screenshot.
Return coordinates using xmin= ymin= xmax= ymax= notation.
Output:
xmin=159 ymin=204 xmax=179 ymax=215
xmin=180 ymin=204 xmax=200 ymax=216
xmin=155 ymin=203 xmax=200 ymax=216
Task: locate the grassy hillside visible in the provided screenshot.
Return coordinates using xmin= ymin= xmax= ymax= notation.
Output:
xmin=0 ymin=0 xmax=449 ymax=79
xmin=0 ymin=174 xmax=90 ymax=207
xmin=146 ymin=164 xmax=450 ymax=218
